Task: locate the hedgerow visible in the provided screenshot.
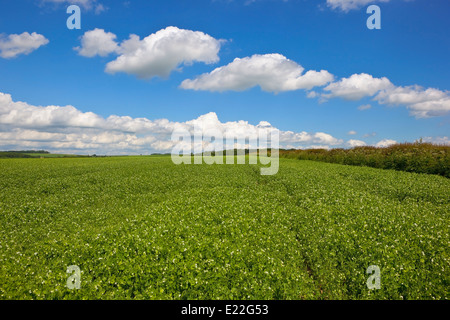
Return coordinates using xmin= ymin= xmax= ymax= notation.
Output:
xmin=279 ymin=142 xmax=450 ymax=178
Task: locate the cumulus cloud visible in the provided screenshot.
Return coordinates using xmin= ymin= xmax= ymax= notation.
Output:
xmin=358 ymin=104 xmax=372 ymax=111
xmin=180 ymin=54 xmax=334 ymax=93
xmin=375 ymin=139 xmax=397 ymax=147
xmin=75 ymin=29 xmax=119 ymax=57
xmin=107 ymin=27 xmax=222 ymax=79
xmin=422 ymin=136 xmax=450 ymax=146
xmin=179 ymin=54 xmax=448 ymax=118
xmin=72 ymin=28 xmax=448 ymax=120
xmin=363 ymin=132 xmax=377 ymax=138
xmin=326 ymin=0 xmax=390 ymax=12
xmin=278 ymin=130 xmax=343 ymax=146
xmin=323 ymin=73 xmax=393 ymax=100
xmin=375 ymin=85 xmax=450 ymax=118
xmin=306 ymin=91 xmax=319 ymax=98
xmin=41 ymin=0 xmax=92 ymax=8
xmin=40 ymin=0 xmax=105 ymax=12
xmin=348 ymin=130 xmax=357 ymax=135
xmin=76 ymin=27 xmax=222 ymax=79
xmin=0 ymin=92 xmax=344 ymax=154
xmin=94 ymin=3 xmax=107 ymax=14
xmin=347 ymin=139 xmax=367 ymax=147
xmin=321 ymin=73 xmax=449 ymax=118
xmin=0 ymin=32 xmax=49 ymax=59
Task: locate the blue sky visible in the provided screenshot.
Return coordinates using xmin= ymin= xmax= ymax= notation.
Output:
xmin=0 ymin=0 xmax=449 ymax=154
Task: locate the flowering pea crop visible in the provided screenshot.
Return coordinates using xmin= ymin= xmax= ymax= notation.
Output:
xmin=0 ymin=156 xmax=448 ymax=299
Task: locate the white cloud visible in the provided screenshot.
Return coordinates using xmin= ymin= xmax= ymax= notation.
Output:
xmin=40 ymin=0 xmax=103 ymax=11
xmin=326 ymin=0 xmax=390 ymax=12
xmin=75 ymin=28 xmax=119 ymax=57
xmin=94 ymin=3 xmax=107 ymax=15
xmin=278 ymin=130 xmax=343 ymax=146
xmin=358 ymin=104 xmax=372 ymax=111
xmin=375 ymin=139 xmax=397 ymax=147
xmin=363 ymin=132 xmax=377 ymax=138
xmin=321 ymin=74 xmax=449 ymax=118
xmin=0 ymin=92 xmax=343 ymax=154
xmin=375 ymin=85 xmax=450 ymax=118
xmin=323 ymin=73 xmax=393 ymax=100
xmin=0 ymin=32 xmax=49 ymax=59
xmin=307 ymin=91 xmax=319 ymax=98
xmin=72 ymin=28 xmax=449 ymax=120
xmin=76 ymin=27 xmax=222 ymax=79
xmin=347 ymin=139 xmax=366 ymax=147
xmin=105 ymin=27 xmax=222 ymax=79
xmin=180 ymin=54 xmax=334 ymax=93
xmin=422 ymin=136 xmax=450 ymax=146
xmin=348 ymin=130 xmax=357 ymax=135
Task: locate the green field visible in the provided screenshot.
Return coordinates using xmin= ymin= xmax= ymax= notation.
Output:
xmin=0 ymin=156 xmax=448 ymax=299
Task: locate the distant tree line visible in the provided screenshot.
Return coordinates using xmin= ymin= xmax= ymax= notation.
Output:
xmin=0 ymin=152 xmax=34 ymax=158
xmin=1 ymin=150 xmax=50 ymax=154
xmin=0 ymin=150 xmax=50 ymax=158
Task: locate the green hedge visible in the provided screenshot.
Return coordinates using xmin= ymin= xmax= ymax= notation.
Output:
xmin=279 ymin=143 xmax=450 ymax=178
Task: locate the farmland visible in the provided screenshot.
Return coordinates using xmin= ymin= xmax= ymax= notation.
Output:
xmin=0 ymin=156 xmax=448 ymax=299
